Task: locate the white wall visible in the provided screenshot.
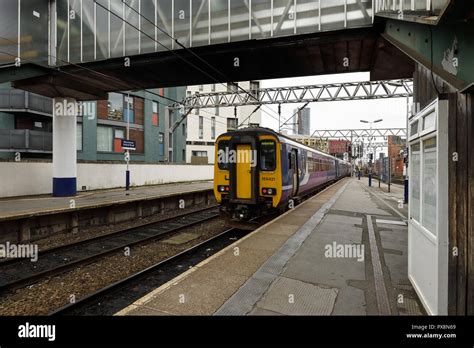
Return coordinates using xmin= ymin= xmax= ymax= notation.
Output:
xmin=0 ymin=162 xmax=213 ymax=198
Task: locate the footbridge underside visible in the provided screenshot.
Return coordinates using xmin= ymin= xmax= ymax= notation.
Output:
xmin=8 ymin=27 xmax=413 ymax=100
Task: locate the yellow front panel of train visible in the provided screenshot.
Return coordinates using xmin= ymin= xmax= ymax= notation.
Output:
xmin=236 ymin=144 xmax=252 ymax=199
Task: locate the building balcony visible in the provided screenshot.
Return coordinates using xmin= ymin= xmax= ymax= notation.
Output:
xmin=0 ymin=129 xmax=52 ymax=153
xmin=0 ymin=89 xmax=52 ymax=117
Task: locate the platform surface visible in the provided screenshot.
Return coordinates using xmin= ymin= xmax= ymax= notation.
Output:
xmin=0 ymin=181 xmax=213 ymax=221
xmin=117 ymin=178 xmax=423 ymax=316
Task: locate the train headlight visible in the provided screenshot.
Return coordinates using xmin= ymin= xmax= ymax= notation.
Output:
xmin=261 ymin=188 xmax=276 ymax=196
xmin=218 ymin=185 xmax=230 ymax=193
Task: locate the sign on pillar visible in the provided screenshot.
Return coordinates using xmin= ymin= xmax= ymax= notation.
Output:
xmin=52 ymin=98 xmax=77 ymax=197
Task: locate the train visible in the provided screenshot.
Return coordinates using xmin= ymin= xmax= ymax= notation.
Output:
xmin=213 ymin=127 xmax=351 ymax=219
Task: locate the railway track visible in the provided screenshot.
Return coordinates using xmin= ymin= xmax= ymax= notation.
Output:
xmin=49 ymin=180 xmax=345 ymax=316
xmin=0 ymin=206 xmax=220 ymax=293
xmin=50 ymin=227 xmax=249 ymax=316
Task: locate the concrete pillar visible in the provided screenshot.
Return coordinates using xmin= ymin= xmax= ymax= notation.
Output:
xmin=52 ymin=97 xmax=77 ymax=197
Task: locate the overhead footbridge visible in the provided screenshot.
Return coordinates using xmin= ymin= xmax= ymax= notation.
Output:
xmin=0 ymin=0 xmax=452 ymax=99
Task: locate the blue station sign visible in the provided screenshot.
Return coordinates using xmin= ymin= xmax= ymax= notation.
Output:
xmin=121 ymin=139 xmax=136 ymax=151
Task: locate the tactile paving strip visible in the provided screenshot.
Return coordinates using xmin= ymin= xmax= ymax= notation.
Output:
xmin=256 ymin=277 xmax=338 ymax=315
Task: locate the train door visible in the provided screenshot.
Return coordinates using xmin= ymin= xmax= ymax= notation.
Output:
xmin=291 ymin=149 xmax=299 ymax=196
xmin=236 ymin=144 xmax=252 ymax=199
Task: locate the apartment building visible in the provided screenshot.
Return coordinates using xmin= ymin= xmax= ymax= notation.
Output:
xmin=185 ymin=81 xmax=261 ymax=164
xmin=0 ymin=83 xmax=187 ymax=163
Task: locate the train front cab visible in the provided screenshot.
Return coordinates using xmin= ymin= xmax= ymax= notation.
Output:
xmin=214 ymin=133 xmax=282 ymax=219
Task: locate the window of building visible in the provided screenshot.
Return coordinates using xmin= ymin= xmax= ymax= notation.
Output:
xmin=77 ymin=124 xmax=83 ymax=151
xmin=168 ymin=150 xmax=172 ymax=162
xmin=193 ymin=92 xmax=200 ymax=115
xmin=199 ymin=116 xmax=204 ymax=139
xmin=124 ymin=95 xmax=134 ymax=123
xmin=199 ymin=85 xmax=204 ymax=92
xmin=114 ymin=128 xmax=125 ymax=152
xmin=211 ymin=117 xmax=216 ymax=140
xmin=108 ymin=93 xmax=123 ymax=121
xmin=250 ymin=81 xmax=260 ymax=99
xmin=227 ymin=118 xmax=237 ymax=131
xmin=192 ymin=151 xmax=207 ymax=157
xmin=182 ymin=123 xmax=186 ymax=137
xmin=227 ymin=82 xmax=238 ymax=93
xmin=215 ymin=96 xmax=219 ymax=116
xmin=187 ymin=90 xmax=192 ymax=97
xmin=115 ymin=129 xmax=125 ymax=139
xmin=211 ymin=84 xmax=216 ymax=92
xmin=169 ymin=111 xmax=173 ymax=127
xmin=97 ymin=126 xmax=113 ymax=152
xmin=152 ymin=101 xmax=159 ymax=126
xmin=182 ymin=149 xmax=186 ymax=162
xmin=260 ymin=141 xmax=276 ymax=171
xmin=159 ymin=132 xmax=164 ymax=156
xmin=169 ymin=132 xmax=173 ymax=147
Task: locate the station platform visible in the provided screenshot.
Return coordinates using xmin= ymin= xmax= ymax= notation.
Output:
xmin=117 ymin=177 xmax=424 ymax=316
xmin=0 ymin=181 xmax=213 ymax=221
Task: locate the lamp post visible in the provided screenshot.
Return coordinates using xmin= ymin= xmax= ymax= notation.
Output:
xmin=360 ymin=118 xmax=383 ymax=187
xmin=125 ymin=93 xmax=131 ymax=192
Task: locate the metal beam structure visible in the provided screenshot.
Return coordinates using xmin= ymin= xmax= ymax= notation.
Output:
xmin=177 ymin=79 xmax=413 ymax=111
xmin=310 ymin=128 xmax=407 ymax=142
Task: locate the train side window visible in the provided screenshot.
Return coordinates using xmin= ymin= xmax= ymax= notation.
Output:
xmin=288 ymin=153 xmax=292 ymax=169
xmin=217 ymin=141 xmax=229 ymax=170
xmin=260 ymin=141 xmax=276 ymax=171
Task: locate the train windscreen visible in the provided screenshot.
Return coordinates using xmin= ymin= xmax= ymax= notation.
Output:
xmin=260 ymin=141 xmax=276 ymax=171
xmin=217 ymin=141 xmax=229 ymax=170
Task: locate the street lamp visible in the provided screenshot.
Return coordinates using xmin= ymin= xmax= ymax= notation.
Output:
xmin=360 ymin=118 xmax=383 ymax=187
